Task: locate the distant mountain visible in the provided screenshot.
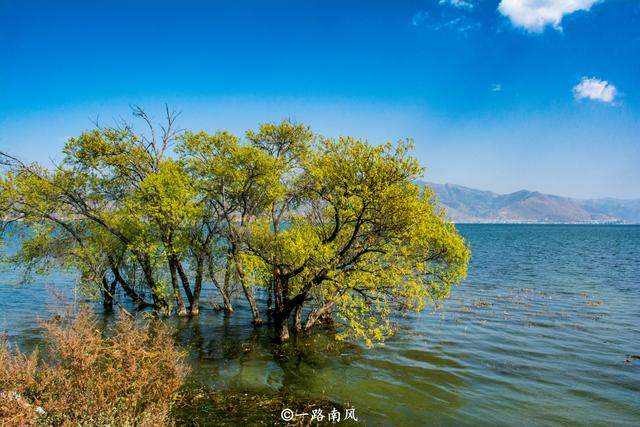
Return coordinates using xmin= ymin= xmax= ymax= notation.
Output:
xmin=421 ymin=182 xmax=640 ymax=224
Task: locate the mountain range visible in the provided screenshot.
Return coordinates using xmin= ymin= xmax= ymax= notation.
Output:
xmin=422 ymin=182 xmax=640 ymax=224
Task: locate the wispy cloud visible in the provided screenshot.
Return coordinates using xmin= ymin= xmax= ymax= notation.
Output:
xmin=411 ymin=9 xmax=479 ymax=33
xmin=411 ymin=10 xmax=429 ymax=27
xmin=439 ymin=0 xmax=475 ymax=11
xmin=498 ymin=0 xmax=600 ymax=32
xmin=434 ymin=17 xmax=480 ymax=32
xmin=573 ymin=77 xmax=617 ymax=104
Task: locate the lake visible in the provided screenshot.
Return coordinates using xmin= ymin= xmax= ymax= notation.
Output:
xmin=2 ymin=225 xmax=639 ymax=426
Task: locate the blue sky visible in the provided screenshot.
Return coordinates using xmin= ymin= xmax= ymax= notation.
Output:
xmin=1 ymin=0 xmax=639 ymax=198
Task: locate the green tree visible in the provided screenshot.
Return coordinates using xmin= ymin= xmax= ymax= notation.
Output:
xmin=242 ymin=135 xmax=470 ymax=342
xmin=178 ymin=128 xmax=290 ymax=323
xmin=0 ymin=108 xmax=186 ymax=314
xmin=1 ymin=112 xmax=470 ymax=345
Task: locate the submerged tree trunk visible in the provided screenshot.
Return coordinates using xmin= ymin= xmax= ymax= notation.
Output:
xmin=140 ymin=255 xmax=171 ymax=315
xmin=101 ymin=276 xmax=116 ymax=312
xmin=293 ymin=304 xmax=303 ymax=333
xmin=138 ymin=254 xmax=168 ymax=315
xmin=271 ymin=275 xmax=304 ymax=341
xmin=275 ymin=311 xmax=290 ymax=342
xmin=320 ymin=307 xmax=335 ymax=325
xmin=169 ymin=258 xmax=188 ymax=316
xmin=267 ymin=280 xmax=273 ymax=319
xmin=303 ymin=300 xmax=336 ymax=332
xmin=232 ymin=247 xmax=262 ymax=325
xmin=190 ymin=256 xmax=205 ymax=316
xmin=110 ymin=263 xmax=150 ymax=309
xmin=240 ymin=275 xmax=262 ymax=325
xmin=223 ymin=256 xmax=233 ymax=304
xmin=175 ymin=259 xmax=194 ymax=307
xmin=207 ymin=257 xmax=233 ymax=313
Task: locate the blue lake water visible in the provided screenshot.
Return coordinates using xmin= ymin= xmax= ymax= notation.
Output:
xmin=1 ymin=225 xmax=639 ymax=425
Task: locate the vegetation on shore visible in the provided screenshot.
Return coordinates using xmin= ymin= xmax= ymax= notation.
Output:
xmin=1 ymin=306 xmax=357 ymax=426
xmin=0 ymin=308 xmax=187 ymax=426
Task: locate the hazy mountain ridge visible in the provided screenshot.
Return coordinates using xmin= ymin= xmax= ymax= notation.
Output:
xmin=422 ymin=182 xmax=640 ymax=224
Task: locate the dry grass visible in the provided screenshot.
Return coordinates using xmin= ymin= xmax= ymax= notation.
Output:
xmin=0 ymin=309 xmax=188 ymax=426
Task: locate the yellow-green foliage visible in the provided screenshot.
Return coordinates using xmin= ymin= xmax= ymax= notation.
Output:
xmin=179 ymin=130 xmax=285 ymax=222
xmin=241 ymin=134 xmax=470 ymax=344
xmin=0 ymin=116 xmax=469 ymax=345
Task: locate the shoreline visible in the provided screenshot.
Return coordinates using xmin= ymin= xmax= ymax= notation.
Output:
xmin=453 ymin=222 xmax=639 ymax=225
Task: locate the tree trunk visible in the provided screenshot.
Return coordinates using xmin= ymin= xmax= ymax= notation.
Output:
xmin=207 ymin=258 xmax=234 ymax=313
xmin=110 ymin=264 xmax=150 ymax=309
xmin=320 ymin=306 xmax=335 ymax=325
xmin=190 ymin=256 xmax=205 ymax=316
xmin=241 ymin=279 xmax=262 ymax=325
xmin=169 ymin=258 xmax=188 ymax=317
xmin=275 ymin=312 xmax=290 ymax=342
xmin=222 ymin=255 xmax=234 ymax=312
xmin=293 ymin=304 xmax=303 ymax=333
xmin=232 ymin=248 xmax=262 ymax=325
xmin=175 ymin=258 xmax=194 ymax=307
xmin=223 ymin=254 xmax=232 ymax=297
xmin=101 ymin=276 xmax=115 ymax=312
xmin=266 ymin=281 xmax=273 ymax=319
xmin=138 ymin=254 xmax=168 ymax=315
xmin=304 ymin=300 xmax=336 ymax=332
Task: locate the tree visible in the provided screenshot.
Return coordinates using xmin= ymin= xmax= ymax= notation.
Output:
xmin=0 ymin=108 xmax=186 ymax=314
xmin=0 ymin=111 xmax=470 ymax=345
xmin=179 ymin=130 xmax=277 ymax=322
xmin=242 ymin=135 xmax=470 ymax=343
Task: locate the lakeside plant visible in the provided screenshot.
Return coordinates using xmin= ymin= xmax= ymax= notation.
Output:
xmin=0 ymin=109 xmax=470 ymax=343
xmin=0 ymin=308 xmax=188 ymax=426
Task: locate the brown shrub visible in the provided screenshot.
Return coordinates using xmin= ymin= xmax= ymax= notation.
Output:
xmin=0 ymin=309 xmax=188 ymax=426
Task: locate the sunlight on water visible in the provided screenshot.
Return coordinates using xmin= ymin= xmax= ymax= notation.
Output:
xmin=2 ymin=225 xmax=639 ymax=425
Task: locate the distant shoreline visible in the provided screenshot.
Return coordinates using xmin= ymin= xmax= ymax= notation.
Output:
xmin=422 ymin=182 xmax=640 ymax=224
xmin=453 ymin=222 xmax=639 ymax=225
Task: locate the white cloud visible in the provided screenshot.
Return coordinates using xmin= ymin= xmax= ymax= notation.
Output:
xmin=573 ymin=77 xmax=617 ymax=103
xmin=411 ymin=10 xmax=428 ymax=27
xmin=411 ymin=10 xmax=479 ymax=32
xmin=498 ymin=0 xmax=599 ymax=32
xmin=439 ymin=0 xmax=475 ymax=11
